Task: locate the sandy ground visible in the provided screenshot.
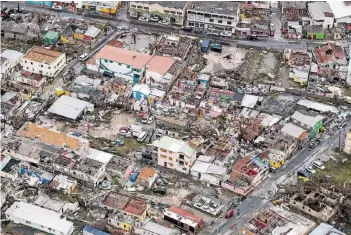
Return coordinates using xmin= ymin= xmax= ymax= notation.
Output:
xmin=259 ymin=52 xmax=277 ymax=74
xmin=122 ymin=33 xmax=158 ymax=52
xmin=201 ymin=46 xmax=247 ymax=74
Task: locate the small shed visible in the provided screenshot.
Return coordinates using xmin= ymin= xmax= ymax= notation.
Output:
xmin=44 ymin=31 xmax=60 ymax=44
xmin=84 ymin=26 xmax=101 ymax=41
xmin=201 ymin=39 xmax=210 ymax=53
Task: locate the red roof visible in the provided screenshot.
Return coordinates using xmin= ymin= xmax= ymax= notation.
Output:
xmin=169 ymin=205 xmax=204 ymax=227
xmin=123 ymin=199 xmax=148 ymax=216
xmin=94 ymin=45 xmax=152 ymax=70
xmin=146 ymin=56 xmax=175 ymax=75
xmin=314 ymin=43 xmax=346 ymax=65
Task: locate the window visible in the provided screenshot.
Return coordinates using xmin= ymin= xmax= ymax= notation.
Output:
xmin=170 ymin=11 xmax=175 ymax=14
xmin=160 ymin=155 xmax=167 ymax=159
xmin=209 ymin=19 xmax=214 ymax=22
xmin=165 ymin=10 xmax=169 ymax=13
xmin=179 ymin=161 xmax=184 ymax=166
xmin=127 ymin=65 xmax=130 ymax=68
xmin=182 ymin=167 xmax=187 ymax=171
xmin=188 ymin=22 xmax=195 ymax=26
xmin=185 ymin=162 xmax=188 ymax=166
xmin=41 ymin=65 xmax=43 ymax=67
xmin=228 ymin=17 xmax=234 ymax=20
xmin=105 ymin=59 xmax=108 ymax=63
xmin=137 ymin=6 xmax=142 ymax=8
xmin=227 ymin=21 xmax=232 ymax=25
xmin=31 ymin=62 xmax=33 ymax=65
xmin=131 ymin=5 xmax=136 ymax=8
xmin=27 ymin=67 xmax=29 ymax=69
xmin=204 ymin=13 xmax=211 ymax=18
xmin=177 ymin=12 xmax=182 ymax=15
xmin=179 ymin=154 xmax=184 ymax=159
xmin=144 ymin=7 xmax=149 ymax=10
xmin=218 ymin=20 xmax=223 ymax=24
xmin=160 ymin=148 xmax=167 ymax=152
xmin=48 ymin=66 xmax=51 ymax=69
xmin=168 ymin=157 xmax=173 ymax=161
xmin=26 ymin=220 xmax=31 ymax=224
xmin=169 ymin=163 xmax=173 ymax=167
xmin=25 ymin=60 xmax=27 ymax=63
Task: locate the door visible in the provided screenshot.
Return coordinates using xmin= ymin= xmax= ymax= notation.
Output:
xmin=313 ymin=34 xmax=316 ymax=40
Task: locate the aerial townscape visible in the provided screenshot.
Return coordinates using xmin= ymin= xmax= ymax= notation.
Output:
xmin=1 ymin=1 xmax=351 ymax=235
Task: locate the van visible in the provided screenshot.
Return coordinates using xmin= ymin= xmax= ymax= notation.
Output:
xmin=137 ymin=131 xmax=147 ymax=142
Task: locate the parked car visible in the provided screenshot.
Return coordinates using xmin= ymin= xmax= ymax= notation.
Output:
xmin=206 ymin=31 xmax=220 ymax=36
xmin=225 ymin=209 xmax=234 ymax=218
xmin=99 ymin=180 xmax=112 ymax=190
xmin=247 ymin=35 xmax=257 ymax=40
xmin=149 ymin=16 xmax=160 ymax=22
xmin=138 ymin=16 xmax=148 ymax=22
xmin=79 ymin=53 xmax=88 ymax=61
xmin=103 ymin=71 xmax=114 ymax=78
xmin=305 ymin=165 xmax=316 ymax=174
xmin=113 ymin=138 xmax=124 ymax=146
xmin=313 ymin=161 xmax=325 ymax=170
xmin=220 ymin=31 xmax=231 ymax=37
xmin=209 ymin=202 xmax=219 ymax=212
xmin=119 ymin=127 xmax=129 ymax=136
xmin=158 ymin=20 xmax=169 ymax=25
xmin=181 ymin=26 xmax=192 ymax=32
xmin=69 ymin=132 xmax=81 ymax=137
xmin=297 ymin=170 xmax=310 ymax=181
xmin=137 ymin=131 xmax=148 ymax=142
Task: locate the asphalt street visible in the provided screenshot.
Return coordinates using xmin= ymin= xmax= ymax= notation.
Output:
xmin=4 ymin=2 xmax=350 ymax=51
xmin=209 ymin=124 xmax=350 ymax=235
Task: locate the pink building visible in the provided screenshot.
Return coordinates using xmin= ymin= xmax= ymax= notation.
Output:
xmin=221 ymin=156 xmax=268 ymax=196
xmin=153 ymin=136 xmax=196 ymax=174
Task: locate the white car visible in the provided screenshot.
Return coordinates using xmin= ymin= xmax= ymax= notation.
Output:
xmin=313 ymin=161 xmax=325 ymax=170
xmin=150 ymin=16 xmax=160 ymax=22
xmin=305 ymin=165 xmax=316 ymax=174
xmin=220 ymin=31 xmax=231 ymax=37
xmin=138 ymin=17 xmax=148 ymax=22
xmin=79 ymin=53 xmax=88 ymax=61
xmin=158 ymin=20 xmax=169 ymax=26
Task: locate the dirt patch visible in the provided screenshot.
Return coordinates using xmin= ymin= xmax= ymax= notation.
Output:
xmin=201 ymin=46 xmax=247 ymax=74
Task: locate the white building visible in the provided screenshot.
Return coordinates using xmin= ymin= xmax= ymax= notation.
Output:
xmin=135 ymin=221 xmax=180 ymax=235
xmin=187 ymin=2 xmax=240 ymax=34
xmin=327 ymin=1 xmax=351 ymax=25
xmin=153 ymin=136 xmax=196 ymax=174
xmin=344 ymin=131 xmax=351 ymax=154
xmin=190 ymin=155 xmax=227 ymax=186
xmin=308 ymin=2 xmax=334 ymax=29
xmin=21 ymin=46 xmax=66 ymax=78
xmin=47 ymin=95 xmax=94 ymax=120
xmin=5 ymin=201 xmax=74 ymax=235
xmin=1 ymin=49 xmax=23 ymax=76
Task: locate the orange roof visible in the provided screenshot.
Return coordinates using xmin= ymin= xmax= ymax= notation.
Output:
xmin=18 ymin=123 xmax=81 ymax=151
xmin=298 ymin=132 xmax=308 ymax=141
xmin=146 ymin=56 xmax=175 ymax=75
xmin=94 ymin=45 xmax=152 ymax=70
xmin=138 ymin=167 xmax=156 ymax=180
xmin=23 ymin=46 xmax=63 ymax=64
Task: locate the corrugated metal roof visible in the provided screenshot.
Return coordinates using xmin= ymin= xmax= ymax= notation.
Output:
xmin=241 ymin=94 xmax=259 ymax=109
xmin=281 ymin=122 xmax=306 ymax=139
xmin=84 ymin=26 xmax=101 ymax=38
xmin=48 ymin=95 xmax=92 ymax=120
xmin=291 ymin=111 xmax=324 ymax=128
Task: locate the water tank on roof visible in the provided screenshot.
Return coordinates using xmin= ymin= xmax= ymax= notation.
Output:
xmin=130 ymin=171 xmax=139 ymax=182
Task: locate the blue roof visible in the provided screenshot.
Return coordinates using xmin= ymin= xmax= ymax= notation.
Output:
xmin=202 ymin=39 xmax=210 ymax=47
xmin=83 ymin=226 xmax=110 ymax=235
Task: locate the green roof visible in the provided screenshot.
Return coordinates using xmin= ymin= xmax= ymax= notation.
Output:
xmin=153 ymin=136 xmax=196 ymax=157
xmin=45 ymin=31 xmax=60 ymax=39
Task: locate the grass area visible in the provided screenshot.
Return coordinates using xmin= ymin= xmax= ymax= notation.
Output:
xmin=114 ymin=138 xmax=144 ymax=157
xmin=314 ymin=151 xmax=351 ymax=188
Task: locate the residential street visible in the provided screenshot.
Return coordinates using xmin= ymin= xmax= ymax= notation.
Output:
xmin=208 ymin=124 xmax=351 ymax=235
xmin=3 ymin=2 xmax=350 ymax=51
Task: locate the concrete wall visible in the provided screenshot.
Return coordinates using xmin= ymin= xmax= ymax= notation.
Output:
xmin=21 ymin=54 xmax=66 ymax=78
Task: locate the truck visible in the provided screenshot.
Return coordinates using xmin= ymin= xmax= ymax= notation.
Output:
xmin=129 ymin=125 xmax=143 ymax=138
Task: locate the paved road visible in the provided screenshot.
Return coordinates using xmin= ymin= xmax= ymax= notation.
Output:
xmin=4 ymin=2 xmax=350 ymax=51
xmin=208 ymin=125 xmax=350 ymax=235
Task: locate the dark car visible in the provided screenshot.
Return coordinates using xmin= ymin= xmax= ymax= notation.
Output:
xmin=153 ymin=187 xmax=167 ymax=196
xmin=181 ymin=26 xmax=192 ymax=32
xmin=145 ymin=128 xmax=155 ymax=143
xmin=247 ymin=35 xmax=257 ymax=40
xmin=103 ymin=71 xmax=114 ymax=78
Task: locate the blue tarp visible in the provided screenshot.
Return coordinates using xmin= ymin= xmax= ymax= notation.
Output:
xmin=83 ymin=226 xmax=110 ymax=235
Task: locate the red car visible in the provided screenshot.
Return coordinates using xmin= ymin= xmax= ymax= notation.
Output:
xmin=225 ymin=209 xmax=234 ymax=218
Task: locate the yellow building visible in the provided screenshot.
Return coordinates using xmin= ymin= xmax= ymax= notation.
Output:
xmin=108 ymin=212 xmax=136 ymax=231
xmin=129 ymin=1 xmax=189 ymax=25
xmin=82 ymin=1 xmax=121 ymax=14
